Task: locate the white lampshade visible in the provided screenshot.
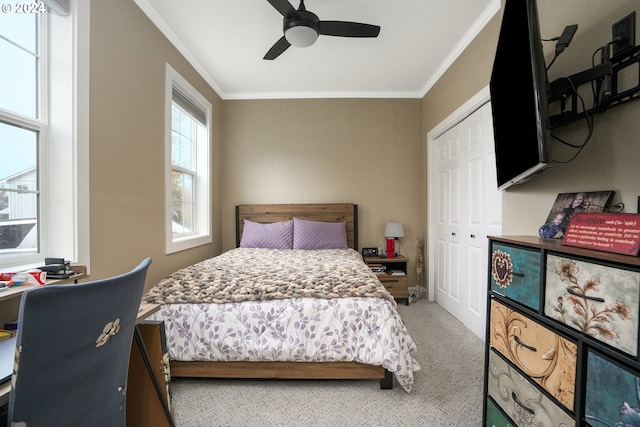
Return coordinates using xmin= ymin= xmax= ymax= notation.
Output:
xmin=384 ymin=222 xmax=405 ymax=238
xmin=285 ymin=26 xmax=319 ymax=47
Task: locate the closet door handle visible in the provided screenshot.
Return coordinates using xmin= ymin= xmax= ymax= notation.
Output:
xmin=514 ymin=335 xmax=537 ymax=352
xmin=566 ymin=287 xmax=605 ymax=303
xmin=470 ymin=234 xmax=476 ymax=238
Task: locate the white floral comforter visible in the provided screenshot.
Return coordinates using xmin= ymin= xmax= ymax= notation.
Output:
xmin=150 ymin=297 xmax=420 ymax=392
xmin=146 ymin=249 xmax=420 ymax=392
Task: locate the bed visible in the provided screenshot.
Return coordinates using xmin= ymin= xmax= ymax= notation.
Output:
xmin=143 ymin=203 xmax=420 ymax=392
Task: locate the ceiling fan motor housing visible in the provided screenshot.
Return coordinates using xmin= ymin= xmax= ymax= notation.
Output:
xmin=264 ymin=0 xmax=379 ymax=59
xmin=284 ymin=10 xmax=320 ymax=47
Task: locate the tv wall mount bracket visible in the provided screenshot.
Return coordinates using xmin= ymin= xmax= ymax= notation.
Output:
xmin=548 ymin=44 xmax=640 ymax=128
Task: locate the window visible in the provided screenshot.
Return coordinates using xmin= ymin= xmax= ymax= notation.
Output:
xmin=0 ymin=1 xmax=89 ymax=270
xmin=0 ymin=5 xmax=44 ymax=266
xmin=165 ymin=64 xmax=211 ymax=254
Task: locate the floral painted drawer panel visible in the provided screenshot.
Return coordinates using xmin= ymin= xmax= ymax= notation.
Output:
xmin=487 ymin=349 xmax=575 ymax=427
xmin=585 ymin=349 xmax=640 ymax=426
xmin=544 ymin=254 xmax=640 ymax=357
xmin=485 ymin=397 xmax=515 ymax=427
xmin=489 ymin=299 xmax=577 ymax=411
xmin=490 ymin=243 xmax=541 ymax=311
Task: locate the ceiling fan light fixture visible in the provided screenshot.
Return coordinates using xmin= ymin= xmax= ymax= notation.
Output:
xmin=284 ymin=24 xmax=318 ymax=47
xmin=264 ymin=0 xmax=380 ymax=60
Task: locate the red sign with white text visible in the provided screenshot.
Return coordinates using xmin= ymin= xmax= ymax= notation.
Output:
xmin=562 ymin=213 xmax=640 ymax=256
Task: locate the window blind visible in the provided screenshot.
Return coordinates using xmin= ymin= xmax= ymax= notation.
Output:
xmin=172 ymin=86 xmax=207 ymax=125
xmin=43 ymin=0 xmax=70 ymax=16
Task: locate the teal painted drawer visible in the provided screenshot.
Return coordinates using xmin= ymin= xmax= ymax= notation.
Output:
xmin=486 ymin=397 xmax=515 ymax=427
xmin=487 ymin=349 xmax=575 ymax=426
xmin=490 ymin=243 xmax=541 ymax=311
xmin=585 ymin=349 xmax=640 ymax=426
xmin=545 ymin=254 xmax=640 ymax=357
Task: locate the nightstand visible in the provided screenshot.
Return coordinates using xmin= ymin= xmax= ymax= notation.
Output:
xmin=364 ymin=255 xmax=409 ymax=305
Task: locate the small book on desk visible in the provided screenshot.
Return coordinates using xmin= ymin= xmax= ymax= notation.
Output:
xmin=46 ymin=271 xmax=75 ymax=280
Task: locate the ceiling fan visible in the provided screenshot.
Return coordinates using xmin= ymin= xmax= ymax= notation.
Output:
xmin=263 ymin=0 xmax=381 ymax=60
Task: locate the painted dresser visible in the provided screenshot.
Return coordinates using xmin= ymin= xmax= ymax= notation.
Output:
xmin=483 ymin=236 xmax=640 ymax=427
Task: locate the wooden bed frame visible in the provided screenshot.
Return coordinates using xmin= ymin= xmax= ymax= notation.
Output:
xmin=170 ymin=202 xmax=393 ymax=389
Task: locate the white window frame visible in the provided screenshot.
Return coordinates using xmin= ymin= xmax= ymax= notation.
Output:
xmin=164 ymin=63 xmax=211 ymax=254
xmin=0 ymin=1 xmax=89 ymax=271
xmin=0 ymin=6 xmax=47 ymax=268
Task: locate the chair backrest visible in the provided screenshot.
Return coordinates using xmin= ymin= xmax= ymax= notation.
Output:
xmin=8 ymin=258 xmax=152 ymax=427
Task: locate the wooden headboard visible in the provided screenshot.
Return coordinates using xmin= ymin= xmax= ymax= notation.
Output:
xmin=236 ymin=203 xmax=358 ymax=249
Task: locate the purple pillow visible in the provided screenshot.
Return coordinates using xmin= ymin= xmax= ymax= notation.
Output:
xmin=293 ymin=217 xmax=348 ymax=250
xmin=239 ymin=220 xmax=293 ymax=249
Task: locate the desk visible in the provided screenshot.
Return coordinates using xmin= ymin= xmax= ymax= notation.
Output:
xmin=128 ymin=302 xmax=175 ymax=427
xmin=0 ymin=269 xmax=86 ymax=304
xmin=0 ymin=373 xmax=9 ymax=408
xmin=0 ymin=302 xmax=174 ymax=427
xmin=0 ymin=270 xmax=87 ymax=408
xmin=137 ymin=301 xmax=161 ymax=323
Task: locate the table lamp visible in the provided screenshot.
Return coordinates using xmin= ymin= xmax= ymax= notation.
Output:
xmin=384 ymin=222 xmax=404 ymax=259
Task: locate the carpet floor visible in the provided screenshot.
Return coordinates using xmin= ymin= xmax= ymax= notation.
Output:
xmin=169 ymin=299 xmax=485 ymax=426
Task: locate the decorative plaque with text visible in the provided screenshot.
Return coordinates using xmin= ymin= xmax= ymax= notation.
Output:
xmin=561 ymin=213 xmax=640 ymax=256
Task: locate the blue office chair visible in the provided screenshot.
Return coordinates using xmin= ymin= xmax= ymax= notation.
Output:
xmin=8 ymin=258 xmax=152 ymax=427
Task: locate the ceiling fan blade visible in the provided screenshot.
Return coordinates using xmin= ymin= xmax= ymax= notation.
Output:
xmin=319 ymin=21 xmax=380 ymax=38
xmin=264 ymin=36 xmax=291 ymax=60
xmin=266 ymin=0 xmax=297 ymax=18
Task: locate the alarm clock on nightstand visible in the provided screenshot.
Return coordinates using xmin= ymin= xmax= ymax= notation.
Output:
xmin=362 ymin=247 xmax=379 ymax=258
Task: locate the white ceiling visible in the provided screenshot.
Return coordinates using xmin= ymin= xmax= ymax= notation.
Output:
xmin=133 ymin=0 xmax=500 ymax=100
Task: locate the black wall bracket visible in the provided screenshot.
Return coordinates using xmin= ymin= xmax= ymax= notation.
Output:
xmin=548 ymin=44 xmax=640 ymax=128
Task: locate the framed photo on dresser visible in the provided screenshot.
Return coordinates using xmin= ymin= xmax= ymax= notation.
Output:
xmin=539 ymin=190 xmax=615 ymax=239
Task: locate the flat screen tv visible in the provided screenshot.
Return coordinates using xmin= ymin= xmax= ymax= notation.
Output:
xmin=490 ymin=0 xmax=551 ymax=191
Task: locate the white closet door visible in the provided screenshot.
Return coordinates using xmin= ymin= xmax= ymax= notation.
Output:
xmin=430 ymin=100 xmax=501 ymax=340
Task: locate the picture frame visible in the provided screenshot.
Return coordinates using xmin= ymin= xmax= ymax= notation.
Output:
xmin=539 ymin=191 xmax=615 ymax=239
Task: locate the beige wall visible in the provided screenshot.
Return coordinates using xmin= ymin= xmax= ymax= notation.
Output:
xmin=221 ymin=98 xmax=424 ymax=285
xmin=88 ymin=0 xmax=223 ymax=289
xmin=28 ymin=0 xmax=638 ymax=305
xmin=423 ymin=0 xmax=640 ymax=239
xmin=421 ymin=13 xmax=500 ymax=134
xmin=7 ymin=0 xmax=635 ymax=329
xmin=87 ymin=1 xmax=423 ymax=290
xmin=505 ymin=0 xmax=640 ymax=233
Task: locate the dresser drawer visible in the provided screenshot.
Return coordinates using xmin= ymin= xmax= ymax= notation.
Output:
xmin=585 ymin=349 xmax=640 ymax=426
xmin=544 ymin=254 xmax=640 ymax=357
xmin=489 ymin=299 xmax=577 ymax=411
xmin=490 ymin=243 xmax=541 ymax=311
xmin=485 ymin=397 xmax=515 ymax=427
xmin=487 ymin=349 xmax=575 ymax=427
xmin=380 ymin=276 xmax=408 ymax=298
